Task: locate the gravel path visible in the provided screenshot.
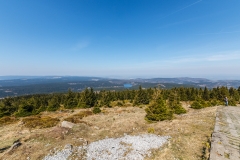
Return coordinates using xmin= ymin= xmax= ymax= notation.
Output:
xmin=44 ymin=134 xmax=170 ymax=160
xmin=210 ymin=106 xmax=240 ymax=160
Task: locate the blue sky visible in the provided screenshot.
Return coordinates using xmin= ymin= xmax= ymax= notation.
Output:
xmin=0 ymin=0 xmax=240 ymax=79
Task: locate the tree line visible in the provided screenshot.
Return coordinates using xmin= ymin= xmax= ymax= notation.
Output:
xmin=0 ymin=86 xmax=240 ymax=121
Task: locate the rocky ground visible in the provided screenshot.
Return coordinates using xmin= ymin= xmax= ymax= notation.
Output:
xmin=43 ymin=134 xmax=170 ymax=160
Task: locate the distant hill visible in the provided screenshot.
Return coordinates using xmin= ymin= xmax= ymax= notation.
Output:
xmin=0 ymin=76 xmax=240 ymax=98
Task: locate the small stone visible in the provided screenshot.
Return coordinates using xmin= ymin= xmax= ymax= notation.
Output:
xmin=61 ymin=121 xmax=75 ymax=129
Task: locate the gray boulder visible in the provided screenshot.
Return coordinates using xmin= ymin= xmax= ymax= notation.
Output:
xmin=61 ymin=121 xmax=75 ymax=129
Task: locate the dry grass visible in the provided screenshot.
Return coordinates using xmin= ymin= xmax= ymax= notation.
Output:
xmin=145 ymin=106 xmax=217 ymax=160
xmin=0 ymin=104 xmax=217 ymax=160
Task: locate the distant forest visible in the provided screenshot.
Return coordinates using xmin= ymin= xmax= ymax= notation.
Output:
xmin=1 ymin=77 xmax=240 ymax=98
xmin=1 ymin=86 xmax=240 ymax=121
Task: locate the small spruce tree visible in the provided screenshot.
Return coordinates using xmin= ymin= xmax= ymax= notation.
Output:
xmin=145 ymin=95 xmax=173 ymax=121
xmin=168 ymin=92 xmax=186 ymax=114
xmin=133 ymin=86 xmax=149 ymax=106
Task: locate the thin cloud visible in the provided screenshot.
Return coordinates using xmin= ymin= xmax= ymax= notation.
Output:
xmin=72 ymin=39 xmax=90 ymax=51
xmin=160 ymin=0 xmax=203 ymax=19
xmin=196 ymin=31 xmax=240 ymax=35
xmin=206 ymin=53 xmax=240 ymax=61
xmin=167 ymin=53 xmax=240 ymax=63
xmin=158 ymin=18 xmax=195 ymax=29
xmin=140 ymin=52 xmax=240 ymax=66
xmin=228 ymin=24 xmax=240 ymax=29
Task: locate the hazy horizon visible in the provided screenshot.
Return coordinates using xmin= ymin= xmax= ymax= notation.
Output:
xmin=0 ymin=75 xmax=240 ymax=81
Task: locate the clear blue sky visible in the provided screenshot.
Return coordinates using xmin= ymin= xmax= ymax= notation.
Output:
xmin=1 ymin=0 xmax=240 ymax=79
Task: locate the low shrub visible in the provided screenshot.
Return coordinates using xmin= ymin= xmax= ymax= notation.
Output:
xmin=210 ymin=99 xmax=218 ymax=106
xmin=191 ymin=101 xmax=203 ymax=109
xmin=77 ymin=110 xmax=93 ymax=117
xmin=173 ymin=104 xmax=187 ymax=114
xmin=205 ymin=101 xmax=212 ymax=107
xmin=92 ymin=107 xmax=101 ymax=114
xmin=65 ymin=99 xmax=78 ymax=109
xmin=116 ymin=101 xmax=123 ymax=106
xmin=15 ymin=104 xmax=35 ymax=117
xmin=191 ymin=98 xmax=214 ymax=109
xmin=47 ymin=103 xmax=60 ymax=111
xmin=228 ymin=99 xmax=237 ymax=106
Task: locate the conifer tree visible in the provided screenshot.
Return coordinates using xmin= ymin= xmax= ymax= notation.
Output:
xmin=0 ymin=101 xmax=12 ymax=117
xmin=99 ymin=90 xmax=111 ymax=107
xmin=168 ymin=92 xmax=186 ymax=114
xmin=15 ymin=100 xmax=35 ymax=117
xmin=229 ymin=87 xmax=235 ymax=97
xmin=133 ymin=86 xmax=149 ymax=106
xmin=238 ymin=86 xmax=240 ymax=95
xmin=79 ymin=88 xmax=96 ymax=108
xmin=220 ymin=86 xmax=229 ymax=100
xmin=185 ymin=88 xmax=191 ymax=101
xmin=179 ymin=87 xmax=187 ymax=101
xmin=145 ymin=95 xmax=173 ymax=121
xmin=210 ymin=88 xmax=217 ymax=99
xmin=190 ymin=88 xmax=197 ymax=101
xmin=47 ymin=96 xmax=60 ymax=111
xmin=202 ymin=87 xmax=210 ymax=101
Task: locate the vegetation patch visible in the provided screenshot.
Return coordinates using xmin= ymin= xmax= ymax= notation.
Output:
xmin=0 ymin=86 xmax=239 ymax=120
xmin=145 ymin=96 xmax=173 ymax=121
xmin=191 ymin=101 xmax=204 ymax=109
xmin=0 ymin=116 xmax=18 ymax=126
xmin=92 ymin=107 xmax=101 ymax=114
xmin=147 ymin=127 xmax=155 ymax=133
xmin=116 ymin=101 xmax=124 ymax=107
xmin=63 ymin=110 xmax=93 ymax=123
xmin=201 ymin=137 xmax=211 ymax=159
xmin=22 ymin=116 xmax=59 ymax=129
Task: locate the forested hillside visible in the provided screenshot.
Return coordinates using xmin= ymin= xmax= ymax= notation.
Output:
xmin=1 ymin=76 xmax=240 ymax=98
xmin=1 ymin=86 xmax=239 ymax=121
